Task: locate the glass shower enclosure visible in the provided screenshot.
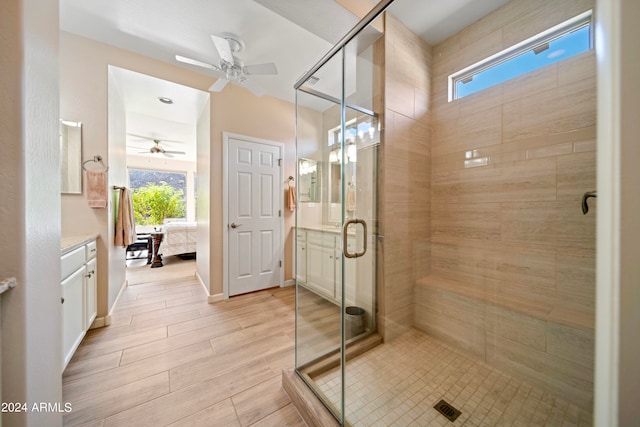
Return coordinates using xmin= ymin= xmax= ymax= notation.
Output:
xmin=293 ymin=0 xmax=597 ymax=425
xmin=294 ymin=5 xmax=385 ymax=424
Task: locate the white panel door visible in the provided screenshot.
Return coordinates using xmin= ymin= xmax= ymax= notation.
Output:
xmin=228 ymin=136 xmax=282 ymax=296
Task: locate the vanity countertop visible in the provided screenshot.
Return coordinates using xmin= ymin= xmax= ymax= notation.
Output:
xmin=297 ymin=225 xmax=356 ymax=236
xmin=61 ymin=234 xmax=99 ymax=255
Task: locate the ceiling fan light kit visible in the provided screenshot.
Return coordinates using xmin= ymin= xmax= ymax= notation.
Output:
xmin=176 ymin=32 xmax=278 ymax=97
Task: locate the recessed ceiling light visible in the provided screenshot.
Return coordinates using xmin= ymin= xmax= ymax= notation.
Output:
xmin=158 ymin=96 xmax=173 ymax=104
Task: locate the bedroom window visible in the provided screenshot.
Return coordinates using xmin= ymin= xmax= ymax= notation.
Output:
xmin=128 ymin=168 xmax=187 ymax=225
xmin=449 ymin=10 xmax=593 ymax=101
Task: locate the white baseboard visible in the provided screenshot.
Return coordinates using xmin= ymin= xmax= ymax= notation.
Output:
xmin=208 ymin=293 xmax=224 ymax=303
xmin=196 ymin=271 xmax=207 ymax=294
xmin=283 ymin=279 xmax=295 ymax=287
xmin=102 ymin=279 xmax=127 ymax=328
xmin=90 ymin=315 xmax=111 ymax=329
xmin=112 ymin=279 xmax=128 ymax=311
xmin=91 ymin=279 xmax=125 ymax=329
xmin=196 ymin=271 xmax=224 ymax=303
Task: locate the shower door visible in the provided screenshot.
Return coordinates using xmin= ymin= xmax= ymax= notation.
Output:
xmin=294 ymin=13 xmax=383 ymax=425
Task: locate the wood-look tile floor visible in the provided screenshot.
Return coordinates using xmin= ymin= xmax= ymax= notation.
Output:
xmin=62 ymin=262 xmax=307 ymax=427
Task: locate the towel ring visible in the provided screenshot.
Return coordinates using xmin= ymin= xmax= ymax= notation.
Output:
xmin=82 ymin=155 xmax=109 ymax=172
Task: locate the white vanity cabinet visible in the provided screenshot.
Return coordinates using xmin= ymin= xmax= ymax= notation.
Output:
xmin=335 ymin=237 xmax=356 ymax=307
xmin=295 ymin=230 xmax=307 ymax=284
xmin=305 ymin=231 xmax=336 ymax=299
xmin=298 ymin=228 xmax=357 ymax=306
xmin=84 ymin=241 xmax=97 ymax=329
xmin=61 ymin=237 xmax=97 ymax=370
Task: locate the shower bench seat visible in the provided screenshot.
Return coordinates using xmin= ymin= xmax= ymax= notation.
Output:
xmin=416 ymin=275 xmax=593 ymax=333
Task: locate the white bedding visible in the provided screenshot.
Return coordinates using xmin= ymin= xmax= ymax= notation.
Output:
xmin=160 ymin=221 xmax=196 ymax=257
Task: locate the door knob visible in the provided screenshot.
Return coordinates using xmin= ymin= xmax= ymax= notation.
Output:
xmin=230 ymin=223 xmax=242 ymax=229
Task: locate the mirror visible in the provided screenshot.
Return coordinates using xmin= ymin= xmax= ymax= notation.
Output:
xmin=298 ymin=158 xmax=320 ymax=202
xmin=60 ymin=120 xmax=82 ymax=194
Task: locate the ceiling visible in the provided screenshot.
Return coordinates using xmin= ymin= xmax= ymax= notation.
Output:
xmin=60 ymin=0 xmax=511 ymax=161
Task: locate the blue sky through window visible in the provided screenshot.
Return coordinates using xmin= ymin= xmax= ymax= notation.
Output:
xmin=455 ymin=25 xmax=590 ymax=99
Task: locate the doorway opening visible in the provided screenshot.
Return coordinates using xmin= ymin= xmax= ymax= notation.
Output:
xmin=109 ymin=67 xmax=209 ymax=285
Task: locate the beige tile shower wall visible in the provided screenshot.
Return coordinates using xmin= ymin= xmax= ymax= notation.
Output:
xmin=418 ymin=0 xmax=596 ymax=411
xmin=379 ymin=14 xmax=432 ymax=341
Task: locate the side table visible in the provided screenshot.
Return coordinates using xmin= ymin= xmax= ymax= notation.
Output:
xmin=150 ymin=231 xmax=164 ymax=268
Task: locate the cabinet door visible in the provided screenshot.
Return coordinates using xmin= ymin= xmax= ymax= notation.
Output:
xmin=306 ymin=244 xmax=334 ymax=298
xmin=85 ymin=258 xmax=97 ymax=330
xmin=62 ymin=267 xmax=84 ymax=369
xmin=296 ymin=242 xmax=307 ymax=284
xmin=335 ymin=239 xmax=357 ymax=306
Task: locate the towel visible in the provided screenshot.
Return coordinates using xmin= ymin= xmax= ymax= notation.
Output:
xmin=86 ymin=170 xmax=107 ymax=208
xmin=287 ymin=184 xmax=296 ymax=211
xmin=346 ymin=186 xmax=356 ymax=211
xmin=115 ymin=188 xmax=137 ymax=247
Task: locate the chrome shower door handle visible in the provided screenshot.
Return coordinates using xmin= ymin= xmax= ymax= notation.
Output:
xmin=343 ymin=218 xmax=367 ymax=259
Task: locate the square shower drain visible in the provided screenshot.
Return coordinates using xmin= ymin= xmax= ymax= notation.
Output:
xmin=433 ymin=399 xmax=461 ymax=422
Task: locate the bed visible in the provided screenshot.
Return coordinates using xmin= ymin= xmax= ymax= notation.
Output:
xmin=159 ymin=220 xmax=197 ymax=257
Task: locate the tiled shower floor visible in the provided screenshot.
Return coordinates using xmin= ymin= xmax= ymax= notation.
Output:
xmin=313 ymin=329 xmax=592 ymax=426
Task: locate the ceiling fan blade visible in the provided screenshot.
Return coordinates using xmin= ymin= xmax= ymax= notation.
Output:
xmin=164 ymin=150 xmax=186 ymax=155
xmin=126 ymin=133 xmax=155 ymax=141
xmin=237 ymin=77 xmax=266 ymax=97
xmin=243 ymin=62 xmax=278 ymax=75
xmin=127 ymin=133 xmax=186 ymax=145
xmin=209 ymin=78 xmax=229 ymax=92
xmin=210 ymin=34 xmax=234 ymax=64
xmin=155 ymin=138 xmax=185 ymax=145
xmin=163 ymin=152 xmax=174 ymax=158
xmin=175 ymin=55 xmax=220 ymax=71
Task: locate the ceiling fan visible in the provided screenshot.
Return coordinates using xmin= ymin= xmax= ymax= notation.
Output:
xmin=175 ymin=32 xmax=278 ymax=97
xmin=127 ymin=133 xmax=186 ymax=158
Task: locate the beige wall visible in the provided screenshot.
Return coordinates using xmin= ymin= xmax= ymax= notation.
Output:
xmin=296 ymin=104 xmax=324 ymax=229
xmin=419 ymin=0 xmax=596 ymax=410
xmin=196 ymin=102 xmax=211 ymax=290
xmin=0 ymin=0 xmax=63 ymax=425
xmin=107 ymin=68 xmax=128 ymax=310
xmin=612 ymin=0 xmax=640 ymax=423
xmin=591 ymin=0 xmax=640 ymax=421
xmin=379 ymin=13 xmax=432 ymax=341
xmin=60 ymin=32 xmax=298 ymax=309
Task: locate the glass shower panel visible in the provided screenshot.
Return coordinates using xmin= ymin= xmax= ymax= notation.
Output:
xmin=341 ymin=16 xmax=383 ymax=427
xmin=295 ymin=51 xmax=346 ymax=421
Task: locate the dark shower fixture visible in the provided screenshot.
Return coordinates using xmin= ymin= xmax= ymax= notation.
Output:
xmin=582 ymin=191 xmax=597 ymax=214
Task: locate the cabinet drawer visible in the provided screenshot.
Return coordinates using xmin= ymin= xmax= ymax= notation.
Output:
xmin=86 ymin=240 xmax=97 ymax=260
xmin=61 ymin=246 xmax=86 ymax=281
xmin=307 ymin=231 xmax=335 ymax=248
xmin=296 ymin=230 xmax=306 ymax=242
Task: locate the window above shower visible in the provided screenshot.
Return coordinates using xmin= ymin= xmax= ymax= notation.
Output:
xmin=448 ymin=10 xmax=593 ymax=101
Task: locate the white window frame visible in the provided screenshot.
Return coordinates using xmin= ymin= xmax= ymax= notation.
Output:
xmin=448 ymin=9 xmax=593 ymax=102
